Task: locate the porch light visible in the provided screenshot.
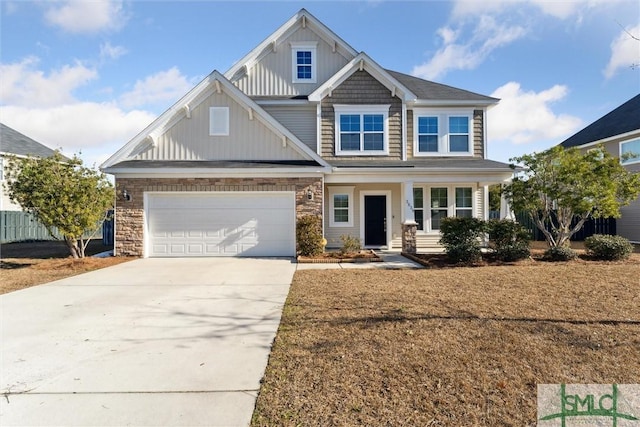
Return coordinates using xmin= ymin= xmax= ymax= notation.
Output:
xmin=306 ymin=189 xmax=314 ymax=200
xmin=122 ymin=189 xmax=132 ymax=202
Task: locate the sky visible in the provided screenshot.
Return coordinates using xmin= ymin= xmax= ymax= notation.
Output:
xmin=1 ymin=0 xmax=639 ymax=169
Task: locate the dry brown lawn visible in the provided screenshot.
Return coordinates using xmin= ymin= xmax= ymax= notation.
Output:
xmin=0 ymin=240 xmax=132 ymax=294
xmin=252 ymin=256 xmax=640 ymax=426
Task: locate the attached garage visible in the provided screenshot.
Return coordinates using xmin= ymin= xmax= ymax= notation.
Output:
xmin=146 ymin=192 xmax=296 ymax=257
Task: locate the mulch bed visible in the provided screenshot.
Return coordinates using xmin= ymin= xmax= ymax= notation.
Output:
xmin=297 ymin=250 xmax=382 ymax=263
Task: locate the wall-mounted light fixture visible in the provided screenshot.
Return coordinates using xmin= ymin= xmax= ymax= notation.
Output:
xmin=306 ymin=189 xmax=314 ymax=201
xmin=122 ymin=189 xmax=132 ymax=202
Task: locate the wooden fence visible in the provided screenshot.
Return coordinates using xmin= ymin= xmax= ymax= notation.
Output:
xmin=1 ymin=211 xmax=104 ymax=244
xmin=514 ymin=212 xmax=616 ymax=241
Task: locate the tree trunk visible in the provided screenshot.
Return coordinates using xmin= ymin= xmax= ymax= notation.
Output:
xmin=64 ymin=236 xmax=82 ymax=259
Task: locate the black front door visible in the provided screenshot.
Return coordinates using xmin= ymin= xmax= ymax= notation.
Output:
xmin=364 ymin=195 xmax=386 ymax=246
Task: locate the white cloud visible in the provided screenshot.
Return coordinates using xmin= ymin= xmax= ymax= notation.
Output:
xmin=0 ymin=103 xmax=155 ymax=167
xmin=412 ymin=15 xmax=527 ymax=80
xmin=488 ymin=82 xmax=582 ymax=145
xmin=45 ymin=0 xmax=127 ymax=34
xmin=0 ymin=57 xmax=97 ymax=107
xmin=604 ymin=24 xmax=640 ymax=79
xmin=452 ymin=0 xmax=594 ymax=20
xmin=100 ymin=42 xmax=128 ymax=62
xmin=119 ymin=67 xmax=193 ymax=109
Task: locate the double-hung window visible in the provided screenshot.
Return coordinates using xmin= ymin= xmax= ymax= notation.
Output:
xmin=621 ymin=139 xmax=640 ymax=165
xmin=329 ymin=187 xmax=354 ymax=227
xmin=413 ymin=109 xmax=473 ymax=155
xmin=413 ymin=186 xmax=475 ymax=232
xmin=334 ymin=105 xmax=389 ymax=155
xmin=291 ymin=42 xmax=317 ymax=83
xmin=455 ymin=187 xmax=473 ymax=218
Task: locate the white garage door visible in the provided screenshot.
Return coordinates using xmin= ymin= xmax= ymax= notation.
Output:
xmin=147 ymin=192 xmax=295 ymax=257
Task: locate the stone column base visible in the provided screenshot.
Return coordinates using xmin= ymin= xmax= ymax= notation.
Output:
xmin=402 ymin=222 xmax=418 ymax=254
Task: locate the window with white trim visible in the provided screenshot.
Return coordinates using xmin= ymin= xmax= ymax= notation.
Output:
xmin=334 ymin=105 xmax=390 ymax=155
xmin=209 ymin=107 xmax=229 ymax=136
xmin=413 ymin=185 xmax=475 ymax=232
xmin=291 ymin=42 xmax=317 ymax=83
xmin=621 ymin=139 xmax=640 ymax=165
xmin=413 ymin=109 xmax=474 ymax=155
xmin=329 ymin=186 xmax=354 ymax=227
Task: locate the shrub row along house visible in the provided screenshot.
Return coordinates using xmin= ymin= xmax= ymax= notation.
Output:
xmin=559 ymin=94 xmax=640 ymax=243
xmin=101 ymin=9 xmax=514 ymax=257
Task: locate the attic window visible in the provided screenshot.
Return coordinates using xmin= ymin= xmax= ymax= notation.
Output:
xmin=291 ymin=42 xmax=317 ymax=84
xmin=209 ymin=107 xmax=229 ymax=136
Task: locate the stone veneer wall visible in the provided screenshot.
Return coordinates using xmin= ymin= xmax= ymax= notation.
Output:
xmin=114 ymin=177 xmax=323 ymax=257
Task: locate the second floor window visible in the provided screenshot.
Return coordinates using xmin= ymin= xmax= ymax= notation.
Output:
xmin=621 ymin=139 xmax=640 ymax=165
xmin=291 ymin=42 xmax=317 ymax=83
xmin=414 ymin=109 xmax=474 ymax=156
xmin=334 ymin=105 xmax=390 ymax=155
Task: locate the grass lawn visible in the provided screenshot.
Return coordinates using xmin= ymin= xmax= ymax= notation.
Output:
xmin=252 ymin=256 xmax=640 ymax=426
xmin=0 ymin=240 xmax=131 ymax=295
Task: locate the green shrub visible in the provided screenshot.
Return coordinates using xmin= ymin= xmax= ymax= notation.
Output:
xmin=543 ymin=246 xmax=577 ymax=261
xmin=584 ymin=234 xmax=633 ymax=260
xmin=296 ymin=215 xmax=324 ymax=256
xmin=487 ymin=219 xmax=531 ymax=261
xmin=439 ymin=217 xmax=486 ymax=264
xmin=340 ymin=234 xmax=362 ymax=254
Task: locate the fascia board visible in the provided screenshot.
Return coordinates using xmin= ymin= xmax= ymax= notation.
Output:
xmin=308 ymin=53 xmax=417 ymax=102
xmin=409 ymin=99 xmax=498 ymax=108
xmin=324 ymin=170 xmax=514 ymax=184
xmin=103 ymin=167 xmax=330 ymax=178
xmin=224 ymin=9 xmax=357 ymax=81
xmin=330 ymin=167 xmax=515 ymax=174
xmin=560 ymin=128 xmax=640 ymax=149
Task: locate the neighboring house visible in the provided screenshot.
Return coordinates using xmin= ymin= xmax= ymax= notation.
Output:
xmin=0 ymin=123 xmax=65 ymax=211
xmin=101 ymin=9 xmax=514 ymax=258
xmin=559 ymin=94 xmax=640 ymax=243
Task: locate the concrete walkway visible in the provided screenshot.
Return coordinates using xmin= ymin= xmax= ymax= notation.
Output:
xmin=0 ymin=258 xmax=296 ymax=427
xmin=296 ymin=251 xmax=424 ymax=270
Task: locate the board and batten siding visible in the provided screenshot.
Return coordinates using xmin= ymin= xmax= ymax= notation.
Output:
xmin=134 ymin=91 xmax=305 ymax=161
xmin=261 ymin=105 xmax=317 ymax=152
xmin=233 ymin=26 xmax=352 ymax=97
xmin=321 ymin=71 xmax=403 ymax=160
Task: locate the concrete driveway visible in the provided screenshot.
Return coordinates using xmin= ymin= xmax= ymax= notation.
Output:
xmin=0 ymin=258 xmax=296 ymax=427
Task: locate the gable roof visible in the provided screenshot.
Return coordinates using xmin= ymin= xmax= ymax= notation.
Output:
xmin=386 ymin=70 xmax=498 ymax=105
xmin=308 ymin=52 xmax=417 ymax=102
xmin=560 ymin=94 xmax=640 ymax=148
xmin=225 ymin=8 xmax=357 ymax=82
xmin=0 ymin=123 xmax=66 ymax=159
xmin=101 ymin=70 xmax=330 ymax=170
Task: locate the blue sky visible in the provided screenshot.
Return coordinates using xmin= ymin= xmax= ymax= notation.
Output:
xmin=1 ymin=0 xmax=638 ymax=168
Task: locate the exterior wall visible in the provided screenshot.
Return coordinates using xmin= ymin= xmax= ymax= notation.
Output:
xmin=324 ymin=183 xmax=401 ymax=248
xmin=406 ymin=109 xmax=485 ymax=159
xmin=320 ymin=71 xmax=403 ymax=160
xmin=261 ymin=104 xmax=317 ymax=152
xmin=135 ymin=90 xmax=305 ymax=161
xmin=0 ymin=157 xmax=24 ymax=211
xmin=233 ymin=26 xmax=352 ymax=97
xmin=114 ymin=177 xmax=323 ymax=257
xmin=618 ymin=197 xmax=640 ymax=242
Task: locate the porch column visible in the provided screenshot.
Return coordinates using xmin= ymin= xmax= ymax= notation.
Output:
xmin=401 ymin=180 xmax=418 ymax=254
xmin=501 ymin=191 xmax=514 ymax=220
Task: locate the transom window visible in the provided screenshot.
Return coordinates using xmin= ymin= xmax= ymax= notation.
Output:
xmin=414 ymin=109 xmax=473 ymax=155
xmin=621 ymin=139 xmax=640 ymax=165
xmin=291 ymin=42 xmax=317 ymax=83
xmin=413 ymin=186 xmax=474 ymax=231
xmin=334 ymin=105 xmax=390 ymax=155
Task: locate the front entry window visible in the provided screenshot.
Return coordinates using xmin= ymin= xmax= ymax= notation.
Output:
xmin=413 ymin=187 xmax=424 ymax=231
xmin=430 ymin=187 xmax=448 ymax=230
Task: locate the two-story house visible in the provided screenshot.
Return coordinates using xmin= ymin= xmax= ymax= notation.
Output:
xmin=560 ymin=94 xmax=640 ymax=243
xmin=101 ymin=9 xmax=514 ymax=257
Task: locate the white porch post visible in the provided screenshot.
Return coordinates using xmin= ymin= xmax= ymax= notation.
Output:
xmin=501 ymin=191 xmax=514 ymax=220
xmin=401 ymin=181 xmax=418 ymax=254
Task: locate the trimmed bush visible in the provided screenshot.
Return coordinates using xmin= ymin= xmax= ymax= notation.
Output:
xmin=487 ymin=219 xmax=531 ymax=262
xmin=543 ymin=246 xmax=577 ymax=261
xmin=296 ymin=215 xmax=324 ymax=256
xmin=584 ymin=234 xmax=633 ymax=260
xmin=439 ymin=217 xmax=486 ymax=264
xmin=340 ymin=234 xmax=362 ymax=255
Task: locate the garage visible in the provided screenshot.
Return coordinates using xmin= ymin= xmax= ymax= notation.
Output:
xmin=146 ymin=192 xmax=296 ymax=257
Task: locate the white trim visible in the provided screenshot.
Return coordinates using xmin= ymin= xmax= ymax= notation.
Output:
xmin=412 ymin=108 xmax=474 ymax=156
xmin=334 ymin=104 xmax=390 ymax=156
xmin=402 ymin=103 xmax=408 ymax=161
xmin=359 ymin=190 xmax=392 ymax=248
xmin=291 ymin=42 xmax=317 ymax=84
xmin=104 ymin=169 xmax=328 ymax=178
xmin=329 ymin=186 xmax=354 ymax=227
